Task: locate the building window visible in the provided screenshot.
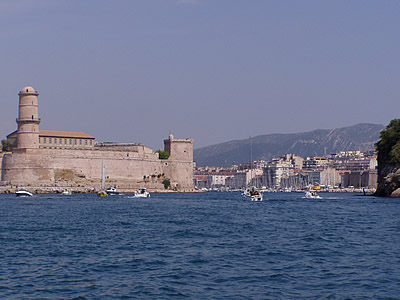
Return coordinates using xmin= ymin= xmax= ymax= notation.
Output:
xmin=49 ymin=138 xmax=52 ymax=144
xmin=85 ymin=140 xmax=87 ymax=145
xmin=74 ymin=139 xmax=77 ymax=145
xmin=79 ymin=139 xmax=82 ymax=145
xmin=64 ymin=139 xmax=67 ymax=144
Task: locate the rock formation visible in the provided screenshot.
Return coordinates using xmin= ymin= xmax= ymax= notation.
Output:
xmin=374 ymin=119 xmax=400 ymax=197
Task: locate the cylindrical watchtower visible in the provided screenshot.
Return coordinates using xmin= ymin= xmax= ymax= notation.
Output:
xmin=16 ymin=86 xmax=40 ymax=149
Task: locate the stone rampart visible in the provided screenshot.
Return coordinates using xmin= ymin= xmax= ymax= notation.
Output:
xmin=0 ymin=153 xmax=5 ymax=181
xmin=1 ymin=148 xmax=193 ymax=191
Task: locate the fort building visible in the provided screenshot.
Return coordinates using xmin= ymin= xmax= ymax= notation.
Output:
xmin=7 ymin=130 xmax=96 ymax=150
xmin=1 ymin=86 xmax=194 ymax=192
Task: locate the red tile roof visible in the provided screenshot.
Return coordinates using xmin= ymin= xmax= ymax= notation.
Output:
xmin=40 ymin=130 xmax=95 ymax=139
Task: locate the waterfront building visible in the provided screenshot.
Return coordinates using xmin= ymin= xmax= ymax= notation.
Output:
xmin=303 ymin=157 xmax=330 ymax=170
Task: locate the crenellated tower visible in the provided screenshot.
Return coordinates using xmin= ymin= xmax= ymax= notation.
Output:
xmin=16 ymin=86 xmax=40 ymax=149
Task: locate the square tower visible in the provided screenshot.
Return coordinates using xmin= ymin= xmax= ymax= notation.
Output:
xmin=164 ymin=134 xmax=193 ymax=161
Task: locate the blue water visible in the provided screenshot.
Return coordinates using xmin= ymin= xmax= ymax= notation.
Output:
xmin=1 ymin=192 xmax=400 ymax=299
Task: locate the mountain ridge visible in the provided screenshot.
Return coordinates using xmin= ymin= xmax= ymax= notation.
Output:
xmin=194 ymin=123 xmax=384 ymax=167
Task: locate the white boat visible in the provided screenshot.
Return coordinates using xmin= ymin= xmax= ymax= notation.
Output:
xmin=16 ymin=190 xmax=33 ymax=197
xmin=305 ymin=191 xmax=321 ymax=199
xmin=243 ymin=187 xmax=263 ymax=201
xmin=131 ymin=188 xmax=150 ymax=198
xmin=61 ymin=190 xmax=72 ymax=195
xmin=106 ymin=187 xmax=119 ymax=195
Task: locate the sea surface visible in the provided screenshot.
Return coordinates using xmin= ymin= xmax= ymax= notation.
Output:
xmin=1 ymin=192 xmax=400 ymax=299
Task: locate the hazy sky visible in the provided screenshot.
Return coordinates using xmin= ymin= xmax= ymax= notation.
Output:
xmin=1 ymin=0 xmax=399 ymax=150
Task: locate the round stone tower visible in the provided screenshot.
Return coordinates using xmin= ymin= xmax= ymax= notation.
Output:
xmin=16 ymin=86 xmax=40 ymax=149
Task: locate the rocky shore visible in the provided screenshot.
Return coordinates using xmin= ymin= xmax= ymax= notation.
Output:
xmin=374 ymin=167 xmax=400 ymax=198
xmin=373 ymin=119 xmax=400 ymax=198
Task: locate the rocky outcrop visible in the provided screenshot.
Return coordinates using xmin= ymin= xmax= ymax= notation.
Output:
xmin=374 ymin=119 xmax=400 ymax=198
xmin=375 ymin=167 xmax=400 ymax=197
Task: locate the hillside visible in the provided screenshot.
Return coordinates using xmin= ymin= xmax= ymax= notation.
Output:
xmin=194 ymin=123 xmax=384 ymax=167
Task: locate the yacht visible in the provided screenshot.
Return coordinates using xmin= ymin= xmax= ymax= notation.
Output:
xmin=16 ymin=190 xmax=33 ymax=197
xmin=243 ymin=187 xmax=263 ymax=201
xmin=131 ymin=188 xmax=150 ymax=198
xmin=106 ymin=187 xmax=119 ymax=195
xmin=305 ymin=191 xmax=321 ymax=199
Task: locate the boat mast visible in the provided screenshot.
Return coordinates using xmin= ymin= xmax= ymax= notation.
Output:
xmin=250 ymin=136 xmax=253 ymax=186
xmin=101 ymin=160 xmax=106 ymax=190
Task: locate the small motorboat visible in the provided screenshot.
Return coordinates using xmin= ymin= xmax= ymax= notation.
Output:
xmin=97 ymin=191 xmax=108 ymax=197
xmin=61 ymin=190 xmax=72 ymax=195
xmin=243 ymin=187 xmax=263 ymax=201
xmin=106 ymin=187 xmax=119 ymax=195
xmin=305 ymin=191 xmax=321 ymax=199
xmin=16 ymin=190 xmax=33 ymax=197
xmin=130 ymin=188 xmax=150 ymax=198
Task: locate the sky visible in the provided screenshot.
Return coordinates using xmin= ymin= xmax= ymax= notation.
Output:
xmin=1 ymin=0 xmax=399 ymax=150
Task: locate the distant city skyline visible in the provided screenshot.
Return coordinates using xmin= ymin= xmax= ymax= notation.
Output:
xmin=1 ymin=0 xmax=399 ymax=150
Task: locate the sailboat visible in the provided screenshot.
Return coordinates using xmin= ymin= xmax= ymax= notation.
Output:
xmin=243 ymin=137 xmax=263 ymax=201
xmin=97 ymin=160 xmax=108 ymax=197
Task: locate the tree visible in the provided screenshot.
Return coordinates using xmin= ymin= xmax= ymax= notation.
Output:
xmin=391 ymin=142 xmax=400 ymax=165
xmin=162 ymin=179 xmax=170 ymax=189
xmin=156 ymin=150 xmax=170 ymax=160
xmin=375 ymin=119 xmax=400 ymax=197
xmin=376 ymin=119 xmax=400 ymax=167
xmin=1 ymin=139 xmax=12 ymax=152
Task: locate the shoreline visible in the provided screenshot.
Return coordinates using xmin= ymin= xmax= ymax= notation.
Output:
xmin=0 ymin=186 xmax=199 ymax=195
xmin=0 ymin=185 xmax=373 ymax=195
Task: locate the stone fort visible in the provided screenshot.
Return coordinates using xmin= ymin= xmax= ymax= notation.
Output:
xmin=0 ymin=86 xmax=194 ymax=192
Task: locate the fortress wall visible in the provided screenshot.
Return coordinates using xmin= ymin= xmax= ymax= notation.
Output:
xmin=49 ymin=151 xmax=163 ymax=182
xmin=2 ymin=148 xmax=193 ymax=190
xmin=2 ymin=148 xmax=162 ymax=182
xmin=49 ymin=148 xmax=158 ymax=160
xmin=1 ymin=151 xmax=54 ymax=184
xmin=162 ymin=160 xmax=194 ymax=189
xmin=94 ymin=144 xmax=155 ymax=156
xmin=0 ymin=153 xmax=4 ymax=181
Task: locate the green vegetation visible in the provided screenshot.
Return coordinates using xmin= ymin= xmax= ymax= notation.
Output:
xmin=1 ymin=139 xmax=12 ymax=152
xmin=156 ymin=150 xmax=170 ymax=160
xmin=162 ymin=179 xmax=171 ymax=189
xmin=376 ymin=119 xmax=400 ymax=167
